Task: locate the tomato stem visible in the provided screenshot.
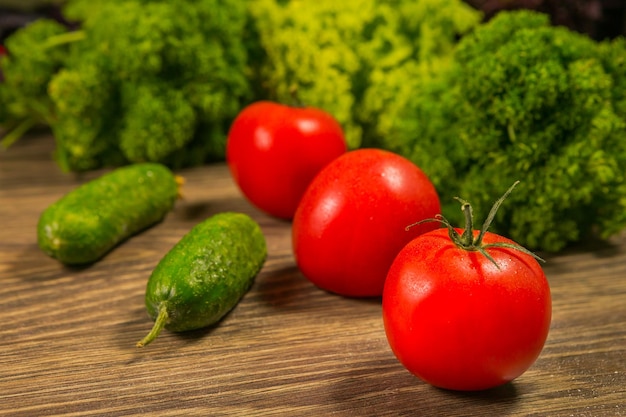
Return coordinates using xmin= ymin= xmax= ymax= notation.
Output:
xmin=475 ymin=180 xmax=520 ymax=247
xmin=455 ymin=197 xmax=474 ymax=247
xmin=136 ymin=303 xmax=169 ymax=348
xmin=406 ymin=181 xmax=545 ymax=269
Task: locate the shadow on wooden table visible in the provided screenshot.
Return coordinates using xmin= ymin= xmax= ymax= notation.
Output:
xmin=444 ymin=381 xmax=519 ymax=403
xmin=325 ymin=357 xmax=521 ymax=415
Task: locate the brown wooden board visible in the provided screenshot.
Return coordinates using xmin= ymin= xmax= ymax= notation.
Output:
xmin=1 ymin=134 xmax=625 ymax=416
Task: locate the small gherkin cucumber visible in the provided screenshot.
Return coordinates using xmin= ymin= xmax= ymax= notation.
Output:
xmin=37 ymin=163 xmax=181 ymax=265
xmin=136 ymin=212 xmax=267 ymax=347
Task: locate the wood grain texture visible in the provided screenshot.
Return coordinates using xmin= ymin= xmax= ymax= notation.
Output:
xmin=1 ymin=133 xmax=625 ymax=417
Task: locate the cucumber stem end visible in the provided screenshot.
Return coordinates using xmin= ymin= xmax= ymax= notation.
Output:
xmin=136 ymin=304 xmax=169 ymax=348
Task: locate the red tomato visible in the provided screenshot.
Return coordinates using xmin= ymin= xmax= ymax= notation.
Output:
xmin=382 ymin=189 xmax=551 ymax=391
xmin=292 ymin=148 xmax=441 ymax=297
xmin=226 ymin=101 xmax=347 ymax=219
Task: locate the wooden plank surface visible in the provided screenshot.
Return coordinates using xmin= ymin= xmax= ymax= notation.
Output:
xmin=1 ymin=133 xmax=625 ymax=416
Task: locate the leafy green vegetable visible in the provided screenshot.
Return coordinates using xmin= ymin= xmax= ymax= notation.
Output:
xmin=0 ymin=19 xmax=75 ymax=148
xmin=1 ymin=0 xmax=251 ymax=171
xmin=3 ymin=2 xmax=625 ymax=251
xmin=371 ymin=10 xmax=626 ymax=251
xmin=248 ymin=0 xmax=482 ymax=148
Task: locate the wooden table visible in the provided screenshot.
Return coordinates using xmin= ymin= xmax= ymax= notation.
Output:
xmin=1 ymin=133 xmax=625 ymax=416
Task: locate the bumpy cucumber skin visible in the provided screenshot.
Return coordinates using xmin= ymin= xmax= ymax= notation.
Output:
xmin=37 ymin=163 xmax=178 ymax=265
xmin=145 ymin=212 xmax=267 ymax=333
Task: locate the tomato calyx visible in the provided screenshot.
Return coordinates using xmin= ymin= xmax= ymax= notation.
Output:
xmin=407 ymin=181 xmax=544 ymax=269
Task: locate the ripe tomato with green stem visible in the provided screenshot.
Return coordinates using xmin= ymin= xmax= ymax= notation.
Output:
xmin=292 ymin=148 xmax=441 ymax=297
xmin=226 ymin=100 xmax=347 ymax=220
xmin=383 ymin=182 xmax=552 ymax=391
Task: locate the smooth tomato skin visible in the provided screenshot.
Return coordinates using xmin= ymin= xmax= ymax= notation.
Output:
xmin=383 ymin=228 xmax=552 ymax=391
xmin=292 ymin=148 xmax=441 ymax=297
xmin=226 ymin=101 xmax=347 ymax=219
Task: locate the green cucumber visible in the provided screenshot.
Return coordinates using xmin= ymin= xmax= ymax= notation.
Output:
xmin=37 ymin=163 xmax=180 ymax=265
xmin=136 ymin=212 xmax=267 ymax=347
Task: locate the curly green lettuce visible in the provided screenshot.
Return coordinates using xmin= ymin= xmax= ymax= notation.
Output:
xmin=248 ymin=0 xmax=481 ymax=148
xmin=1 ymin=0 xmax=251 ymax=171
xmin=372 ymin=10 xmax=626 ymax=251
xmin=0 ymin=19 xmax=77 ymax=147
